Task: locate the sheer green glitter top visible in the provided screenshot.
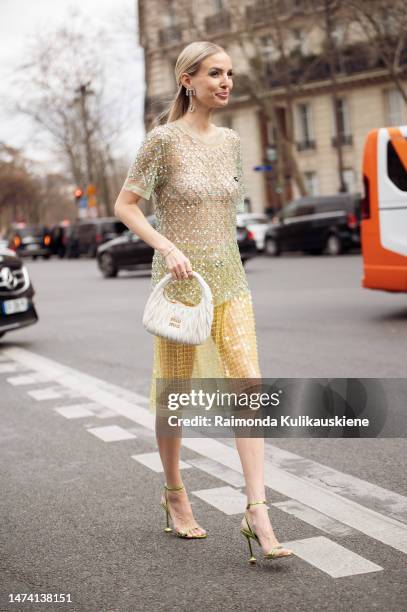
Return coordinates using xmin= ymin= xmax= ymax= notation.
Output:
xmin=122 ymin=120 xmax=250 ymax=307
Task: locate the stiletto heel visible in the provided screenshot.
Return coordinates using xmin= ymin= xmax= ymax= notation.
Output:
xmin=160 ymin=483 xmax=207 ymax=539
xmin=240 ymin=500 xmax=294 ymax=562
xmin=241 ymin=531 xmax=257 ymax=563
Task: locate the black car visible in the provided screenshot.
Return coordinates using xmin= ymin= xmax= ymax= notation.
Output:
xmin=96 ymin=216 xmax=257 ymax=278
xmin=70 ymin=217 xmax=128 ymax=258
xmin=6 ymin=223 xmax=53 ymax=259
xmin=0 ymin=248 xmax=39 ymax=338
xmin=264 ymin=193 xmax=362 ymax=256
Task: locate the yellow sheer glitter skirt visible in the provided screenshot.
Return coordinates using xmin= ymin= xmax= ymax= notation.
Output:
xmin=149 ymin=290 xmax=261 ymax=414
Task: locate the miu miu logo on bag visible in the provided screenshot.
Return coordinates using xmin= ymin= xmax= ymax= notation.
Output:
xmin=169 ymin=316 xmax=182 ymax=328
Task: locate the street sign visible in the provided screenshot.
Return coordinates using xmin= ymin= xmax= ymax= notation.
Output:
xmin=78 ymin=196 xmax=88 ymax=208
xmin=254 ymin=164 xmax=273 ymax=171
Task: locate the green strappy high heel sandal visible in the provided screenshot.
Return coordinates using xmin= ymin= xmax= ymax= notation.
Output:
xmin=160 ymin=483 xmax=207 ymax=539
xmin=240 ymin=499 xmax=293 ymax=563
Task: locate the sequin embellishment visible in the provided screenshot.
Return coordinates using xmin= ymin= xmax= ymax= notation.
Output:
xmin=122 ymin=121 xmax=260 ymax=413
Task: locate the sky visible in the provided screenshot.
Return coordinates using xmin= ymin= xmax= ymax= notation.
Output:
xmin=0 ymin=0 xmax=145 ymax=168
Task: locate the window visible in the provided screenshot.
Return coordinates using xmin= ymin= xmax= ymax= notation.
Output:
xmin=266 ymin=120 xmax=277 ymax=145
xmin=297 ymin=103 xmax=315 ymax=148
xmin=304 ymin=171 xmax=319 ymax=196
xmin=385 ymin=89 xmax=405 ymax=127
xmin=280 ymin=201 xmax=299 ymax=218
xmin=333 ymin=97 xmax=351 ymax=136
xmin=387 ymin=137 xmax=407 ymax=192
xmin=297 ymin=203 xmax=315 ymax=216
xmin=292 ymin=29 xmax=309 ymax=55
xmin=261 ymin=35 xmax=275 ymax=60
xmin=342 ymin=168 xmax=356 ymax=193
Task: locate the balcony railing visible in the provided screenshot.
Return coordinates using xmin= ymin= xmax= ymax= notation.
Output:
xmin=332 ymin=134 xmax=353 ymax=147
xmin=246 ymin=0 xmax=316 ymax=25
xmin=158 ymin=25 xmax=182 ymax=47
xmin=296 ymin=139 xmax=316 ymax=151
xmin=204 ymin=10 xmax=231 ymax=34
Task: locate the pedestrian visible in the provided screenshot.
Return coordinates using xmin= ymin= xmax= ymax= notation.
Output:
xmin=114 ymin=41 xmax=293 ymax=562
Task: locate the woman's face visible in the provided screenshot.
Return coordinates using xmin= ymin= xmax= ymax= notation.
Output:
xmin=181 ymin=51 xmax=233 ymax=110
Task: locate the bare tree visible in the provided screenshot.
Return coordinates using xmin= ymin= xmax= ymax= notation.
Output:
xmin=11 ymin=12 xmax=135 ymax=217
xmin=344 ymin=0 xmax=407 ymax=102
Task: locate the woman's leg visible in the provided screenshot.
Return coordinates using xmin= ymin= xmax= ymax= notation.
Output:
xmin=214 ymin=292 xmax=293 ymax=556
xmin=154 ymin=336 xmax=206 ymax=537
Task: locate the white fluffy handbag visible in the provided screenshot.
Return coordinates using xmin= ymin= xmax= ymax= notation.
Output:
xmin=142 ymin=271 xmax=214 ymax=345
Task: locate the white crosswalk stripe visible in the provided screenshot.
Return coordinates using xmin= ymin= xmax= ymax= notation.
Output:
xmin=86 ymin=425 xmax=137 ymax=442
xmin=131 ymin=451 xmax=192 ymax=473
xmin=282 ymin=536 xmax=383 ymax=577
xmin=2 ymin=346 xmax=406 ymax=579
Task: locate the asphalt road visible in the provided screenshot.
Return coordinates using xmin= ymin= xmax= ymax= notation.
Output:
xmin=1 ymin=253 xmax=406 ymax=611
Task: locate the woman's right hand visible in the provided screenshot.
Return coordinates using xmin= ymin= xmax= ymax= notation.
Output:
xmin=163 ymin=245 xmax=194 ymax=281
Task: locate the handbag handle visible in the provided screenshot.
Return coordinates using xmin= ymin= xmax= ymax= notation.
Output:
xmin=153 ymin=271 xmax=213 ymax=307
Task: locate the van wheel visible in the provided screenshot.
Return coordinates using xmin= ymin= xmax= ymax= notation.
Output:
xmin=99 ymin=253 xmax=118 ymax=277
xmin=265 ymin=237 xmax=281 ymax=256
xmin=326 ymin=235 xmax=342 ymax=256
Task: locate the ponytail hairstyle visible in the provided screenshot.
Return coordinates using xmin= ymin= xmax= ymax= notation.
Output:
xmin=151 ymin=41 xmax=225 ymax=127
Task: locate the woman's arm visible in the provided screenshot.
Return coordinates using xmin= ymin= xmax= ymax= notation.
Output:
xmin=114 ymin=188 xmax=193 ymax=281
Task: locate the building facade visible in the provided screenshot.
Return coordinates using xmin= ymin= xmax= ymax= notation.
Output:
xmin=137 ymin=0 xmax=407 ymax=214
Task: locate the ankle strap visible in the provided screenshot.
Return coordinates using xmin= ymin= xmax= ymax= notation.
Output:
xmin=164 ymin=483 xmax=184 ymax=491
xmin=246 ymin=499 xmax=267 ymax=510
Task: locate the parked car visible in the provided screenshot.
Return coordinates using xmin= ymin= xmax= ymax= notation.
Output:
xmin=71 ymin=217 xmax=128 ymax=258
xmin=237 ymin=212 xmax=270 ymax=251
xmin=0 ymin=247 xmax=38 ymax=338
xmin=264 ymin=193 xmax=362 ymax=256
xmin=237 ymin=220 xmax=258 ymax=264
xmin=6 ymin=223 xmax=53 ymax=259
xmin=97 ymin=216 xmax=257 ymax=278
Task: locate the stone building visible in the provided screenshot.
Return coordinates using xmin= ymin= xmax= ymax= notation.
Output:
xmin=137 ymin=0 xmax=407 ymax=214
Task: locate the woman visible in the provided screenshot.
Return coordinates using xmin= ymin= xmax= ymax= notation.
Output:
xmin=114 ymin=41 xmax=293 ymax=562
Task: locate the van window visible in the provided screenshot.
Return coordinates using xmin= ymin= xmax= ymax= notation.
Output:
xmin=387 ymin=138 xmax=407 ymax=191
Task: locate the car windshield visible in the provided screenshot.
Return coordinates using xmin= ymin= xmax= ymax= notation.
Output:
xmin=14 ymin=226 xmax=45 ymax=237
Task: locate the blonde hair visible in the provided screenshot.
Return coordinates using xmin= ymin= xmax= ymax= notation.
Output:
xmin=152 ymin=41 xmax=226 ymax=127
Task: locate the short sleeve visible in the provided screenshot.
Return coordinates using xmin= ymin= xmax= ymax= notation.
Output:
xmin=234 ymin=133 xmax=248 ymax=214
xmin=123 ymin=127 xmax=164 ymax=201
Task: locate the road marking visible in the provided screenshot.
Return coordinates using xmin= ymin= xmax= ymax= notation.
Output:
xmin=283 ymin=536 xmax=382 ymax=577
xmin=186 ymin=456 xmax=246 ymax=488
xmin=55 ymin=402 xmax=116 ymax=419
xmin=272 ymin=500 xmax=355 ymax=536
xmin=263 ymin=443 xmax=407 ymax=525
xmin=6 ymin=372 xmax=54 ymax=385
xmin=131 ymin=452 xmax=192 ymax=473
xmin=4 ymin=347 xmax=407 ymax=559
xmin=28 ymin=386 xmax=84 ymax=401
xmin=86 ymin=425 xmax=137 ymax=442
xmin=0 ymin=362 xmax=24 ymax=373
xmin=192 ymin=485 xmax=246 ymax=515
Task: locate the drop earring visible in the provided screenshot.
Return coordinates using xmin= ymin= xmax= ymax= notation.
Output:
xmin=186 ymin=87 xmax=196 ymax=112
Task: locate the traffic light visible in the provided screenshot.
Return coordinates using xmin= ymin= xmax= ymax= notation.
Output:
xmin=74 ymin=188 xmax=83 ymax=201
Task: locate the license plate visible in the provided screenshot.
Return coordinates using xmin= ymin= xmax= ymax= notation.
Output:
xmin=2 ymin=297 xmax=29 ymax=315
xmin=26 ymin=244 xmax=38 ymax=250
